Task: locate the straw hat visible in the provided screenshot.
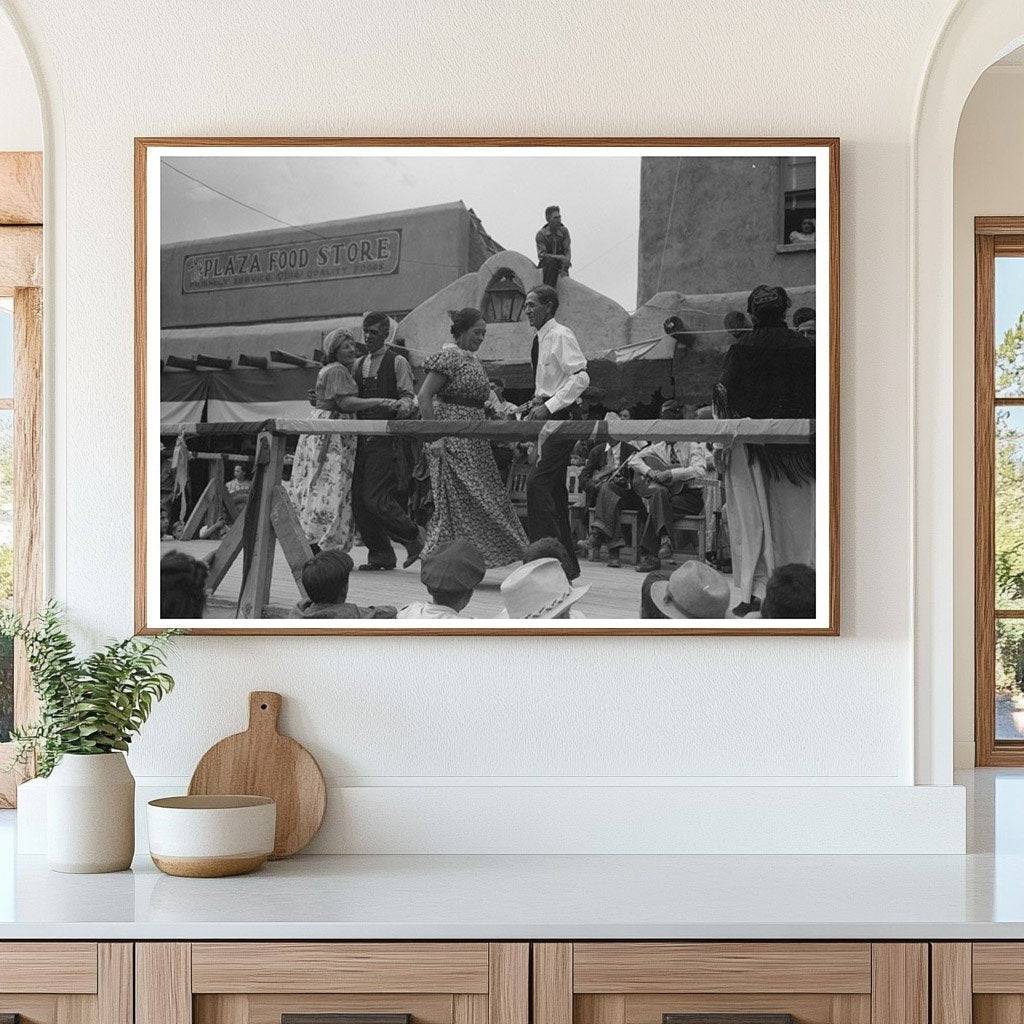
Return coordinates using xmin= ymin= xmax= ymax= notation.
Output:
xmin=500 ymin=558 xmax=590 ymax=619
xmin=648 ymin=560 xmax=730 ymax=619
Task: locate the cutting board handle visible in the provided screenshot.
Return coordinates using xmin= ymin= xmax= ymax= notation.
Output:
xmin=248 ymin=691 xmax=282 ymax=734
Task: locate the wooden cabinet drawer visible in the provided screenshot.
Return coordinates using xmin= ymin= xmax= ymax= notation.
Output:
xmin=933 ymin=942 xmax=1024 ymax=1024
xmin=0 ymin=942 xmax=130 ymax=1024
xmin=191 ymin=942 xmax=491 ymax=993
xmin=138 ymin=942 xmax=528 ymax=1024
xmin=0 ymin=942 xmax=98 ymax=993
xmin=535 ymin=943 xmax=926 ymax=1024
xmin=572 ymin=943 xmax=872 ymax=994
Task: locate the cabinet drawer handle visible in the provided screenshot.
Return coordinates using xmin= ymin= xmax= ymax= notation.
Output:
xmin=664 ymin=1016 xmax=797 ymax=1024
xmin=283 ymin=1016 xmax=411 ymax=1024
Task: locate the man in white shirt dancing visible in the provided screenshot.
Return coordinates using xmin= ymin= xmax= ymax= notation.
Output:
xmin=521 ymin=285 xmax=590 ymax=580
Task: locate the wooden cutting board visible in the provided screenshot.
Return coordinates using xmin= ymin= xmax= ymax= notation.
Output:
xmin=188 ymin=691 xmax=326 ymax=859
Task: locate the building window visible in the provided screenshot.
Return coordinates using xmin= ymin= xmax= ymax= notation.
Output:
xmin=481 ymin=268 xmax=526 ymax=323
xmin=777 ymin=156 xmax=816 ymax=252
xmin=976 ymin=220 xmax=1024 ymax=765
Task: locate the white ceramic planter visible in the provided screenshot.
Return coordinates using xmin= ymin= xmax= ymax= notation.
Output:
xmin=46 ymin=752 xmax=135 ymax=873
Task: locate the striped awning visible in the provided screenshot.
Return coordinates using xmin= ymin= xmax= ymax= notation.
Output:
xmin=161 ymin=367 xmax=317 ymax=427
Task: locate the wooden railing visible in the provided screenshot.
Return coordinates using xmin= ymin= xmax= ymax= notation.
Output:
xmin=162 ymin=418 xmax=814 ymax=619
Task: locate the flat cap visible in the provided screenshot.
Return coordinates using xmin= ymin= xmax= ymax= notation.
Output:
xmin=421 ymin=538 xmax=486 ymax=592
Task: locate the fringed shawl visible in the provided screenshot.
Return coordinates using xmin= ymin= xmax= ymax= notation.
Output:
xmin=716 ymin=327 xmax=816 ymax=484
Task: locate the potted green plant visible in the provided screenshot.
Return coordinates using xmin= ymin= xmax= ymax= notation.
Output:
xmin=2 ymin=603 xmax=178 ymax=873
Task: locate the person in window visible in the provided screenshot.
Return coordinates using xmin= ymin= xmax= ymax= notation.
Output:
xmin=290 ymin=327 xmax=398 ymax=553
xmin=521 ymin=285 xmax=590 ymax=580
xmin=789 ymin=217 xmax=816 ymax=244
xmin=417 ymin=307 xmax=527 ymax=569
xmin=536 ymin=205 xmax=571 ymax=288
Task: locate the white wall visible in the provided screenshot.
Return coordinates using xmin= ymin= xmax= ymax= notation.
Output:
xmin=952 ymin=65 xmax=1024 ymax=768
xmin=0 ymin=8 xmax=39 ymax=151
xmin=0 ymin=0 xmax=975 ymax=852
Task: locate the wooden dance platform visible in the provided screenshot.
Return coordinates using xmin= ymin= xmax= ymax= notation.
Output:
xmin=160 ymin=539 xmax=725 ymax=620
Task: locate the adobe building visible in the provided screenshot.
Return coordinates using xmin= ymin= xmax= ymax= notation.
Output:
xmin=160 ymin=201 xmax=501 ymax=363
xmin=161 ymin=175 xmax=818 ymax=425
xmin=397 ymin=250 xmax=629 ymax=392
xmin=398 ymin=250 xmax=814 ymax=411
xmin=636 ymin=155 xmax=817 ymax=304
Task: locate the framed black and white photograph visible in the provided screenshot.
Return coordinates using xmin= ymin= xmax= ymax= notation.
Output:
xmin=135 ymin=138 xmax=839 ymax=635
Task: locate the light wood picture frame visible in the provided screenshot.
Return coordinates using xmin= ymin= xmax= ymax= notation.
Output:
xmin=136 ymin=137 xmax=839 ymax=636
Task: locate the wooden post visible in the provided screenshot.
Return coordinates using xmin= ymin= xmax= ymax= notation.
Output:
xmin=180 ymin=458 xmax=236 ymax=539
xmin=202 ymin=457 xmax=226 ymax=529
xmin=270 ymin=483 xmax=313 ymax=599
xmin=237 ymin=431 xmax=285 ymax=619
xmin=206 ymin=513 xmax=246 ymax=594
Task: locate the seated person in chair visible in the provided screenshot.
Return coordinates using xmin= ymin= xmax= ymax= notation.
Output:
xmin=582 ymin=435 xmax=641 ymax=567
xmin=629 ymin=401 xmax=707 ymax=573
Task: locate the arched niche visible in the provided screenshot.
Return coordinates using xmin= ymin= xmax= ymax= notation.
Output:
xmin=913 ymin=0 xmax=1024 ymax=784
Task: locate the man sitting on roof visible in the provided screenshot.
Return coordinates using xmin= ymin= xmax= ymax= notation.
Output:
xmin=536 ymin=205 xmax=571 ymax=288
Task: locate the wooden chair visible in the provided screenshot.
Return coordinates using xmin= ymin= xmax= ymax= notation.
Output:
xmin=566 ymin=465 xmax=586 ymax=509
xmin=618 ymin=509 xmax=643 ymax=564
xmin=566 ymin=465 xmax=590 ymax=544
xmin=507 ymin=455 xmax=531 ymax=527
xmin=670 ymin=475 xmax=723 ymax=563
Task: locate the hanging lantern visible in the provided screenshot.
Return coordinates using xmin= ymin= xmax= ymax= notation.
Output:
xmin=482 ymin=268 xmax=526 ymax=323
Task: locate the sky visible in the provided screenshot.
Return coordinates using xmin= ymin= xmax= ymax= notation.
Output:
xmin=0 ymin=305 xmax=13 ymax=396
xmin=996 ymin=256 xmax=1024 ymax=340
xmin=160 ymin=153 xmax=642 ymax=311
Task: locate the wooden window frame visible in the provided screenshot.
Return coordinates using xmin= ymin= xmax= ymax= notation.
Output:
xmin=0 ymin=151 xmax=43 ymax=806
xmin=776 ymin=155 xmax=817 ymax=254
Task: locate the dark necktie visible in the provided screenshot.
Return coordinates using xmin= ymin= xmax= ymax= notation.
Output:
xmin=531 ymin=333 xmax=539 ymax=374
xmin=669 ymin=444 xmax=680 ymax=466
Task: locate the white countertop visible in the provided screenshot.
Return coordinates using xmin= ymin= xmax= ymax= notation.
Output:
xmin=1 ymin=770 xmax=1021 ymax=941
xmin=1 ymin=850 xmax=1023 ymax=940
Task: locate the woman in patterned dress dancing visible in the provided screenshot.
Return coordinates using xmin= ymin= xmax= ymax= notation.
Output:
xmin=417 ymin=308 xmax=528 ymax=568
xmin=289 ymin=328 xmax=398 ymax=551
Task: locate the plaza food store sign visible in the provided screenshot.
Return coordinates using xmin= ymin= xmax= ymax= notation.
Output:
xmin=182 ymin=229 xmax=401 ymax=292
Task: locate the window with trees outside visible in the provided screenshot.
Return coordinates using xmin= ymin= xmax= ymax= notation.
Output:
xmin=0 ymin=301 xmax=14 ymax=745
xmin=976 ymin=222 xmax=1024 ymax=764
